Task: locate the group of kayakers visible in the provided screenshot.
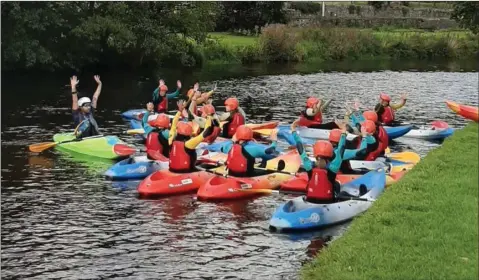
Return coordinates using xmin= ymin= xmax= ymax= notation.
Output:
xmin=69 ymin=75 xmax=407 ymax=204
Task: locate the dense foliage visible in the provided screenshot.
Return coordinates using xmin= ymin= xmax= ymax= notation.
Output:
xmin=451 ymin=2 xmax=479 ymax=34
xmin=1 ymin=2 xmax=218 ymax=71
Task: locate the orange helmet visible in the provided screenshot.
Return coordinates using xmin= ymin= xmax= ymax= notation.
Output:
xmin=363 ymin=111 xmax=378 ymax=123
xmin=160 ymin=85 xmax=168 ymax=92
xmin=306 ymin=97 xmax=319 ymax=108
xmin=148 ymin=114 xmax=170 ymax=128
xmin=329 ymin=129 xmax=342 ymax=143
xmin=202 ymin=104 xmax=215 ymax=116
xmin=313 ymin=141 xmax=334 ymax=158
xmin=361 ymin=120 xmax=376 ymax=134
xmin=379 ymin=92 xmax=391 ymax=102
xmin=177 ymin=121 xmax=193 ymax=136
xmin=235 ymin=125 xmax=253 ymax=141
xmin=225 ymin=97 xmax=239 ymax=111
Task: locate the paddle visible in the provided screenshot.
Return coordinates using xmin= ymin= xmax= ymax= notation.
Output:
xmin=126 ymin=128 xmax=146 ymax=135
xmin=28 ymin=134 xmax=104 ymax=153
xmin=386 ymin=151 xmax=420 ymax=164
xmin=233 ymin=188 xmax=375 ymax=202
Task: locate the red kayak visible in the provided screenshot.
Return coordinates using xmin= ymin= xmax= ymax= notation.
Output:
xmin=446 ymin=101 xmax=478 ymax=122
xmin=197 ymin=150 xmax=301 ymax=201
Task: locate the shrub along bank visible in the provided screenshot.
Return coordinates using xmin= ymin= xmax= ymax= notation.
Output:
xmin=202 ymin=26 xmax=478 ymax=65
xmin=301 ymin=123 xmax=478 ymax=280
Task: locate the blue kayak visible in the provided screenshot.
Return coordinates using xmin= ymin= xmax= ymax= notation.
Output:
xmin=105 ymin=156 xmax=168 ymax=180
xmin=269 ymin=170 xmax=386 ymax=232
xmin=121 ymin=109 xmax=146 ymax=120
xmin=383 ymin=125 xmax=413 ymax=140
xmin=204 ymin=140 xmax=281 ymax=160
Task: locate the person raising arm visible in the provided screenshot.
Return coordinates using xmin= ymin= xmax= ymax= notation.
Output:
xmin=71 ymin=75 xmax=102 ymax=138
xmin=152 ymin=79 xmax=182 ymax=113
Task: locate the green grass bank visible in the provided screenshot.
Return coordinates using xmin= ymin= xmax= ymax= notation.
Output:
xmin=301 ymin=123 xmax=479 ymax=280
xmin=202 ymin=27 xmax=478 ymax=65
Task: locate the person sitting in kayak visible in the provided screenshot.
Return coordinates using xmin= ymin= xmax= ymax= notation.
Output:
xmin=291 ymin=119 xmax=347 ymax=203
xmin=189 ymin=97 xmax=222 ymax=144
xmin=168 ymin=111 xmax=214 ymax=173
xmin=298 ymin=97 xmax=334 ymax=128
xmin=71 ymin=75 xmax=102 ymax=138
xmin=143 ymin=114 xmax=171 ymax=159
xmin=345 ymin=110 xmax=388 ymax=159
xmin=328 ymin=128 xmax=370 ymax=172
xmin=374 ymin=92 xmax=407 ymax=126
xmin=152 ymin=79 xmax=182 ymax=113
xmin=219 ymin=97 xmax=246 ymax=138
xmin=187 ymin=82 xmax=217 ymax=111
xmin=222 ymin=125 xmax=278 ymax=177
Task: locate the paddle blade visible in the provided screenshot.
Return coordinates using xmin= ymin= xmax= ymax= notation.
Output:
xmin=126 ymin=128 xmax=145 ymax=135
xmin=236 ymin=188 xmax=274 ymax=194
xmin=388 ymin=151 xmax=421 ymax=164
xmin=28 ymin=142 xmax=57 ymax=153
xmin=146 ymin=149 xmax=169 ymax=161
xmin=113 ymin=144 xmax=137 ymax=157
xmin=252 ymin=129 xmax=273 ymax=136
xmin=431 ymin=121 xmax=449 ymax=129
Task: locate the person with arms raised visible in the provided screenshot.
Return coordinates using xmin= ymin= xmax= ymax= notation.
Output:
xmin=218 ymin=97 xmax=246 ymax=138
xmin=298 ymin=97 xmax=334 ymax=128
xmin=374 ymin=92 xmax=407 ymax=126
xmin=152 ymin=79 xmax=182 ymax=113
xmin=189 ymin=96 xmax=222 ymax=144
xmin=71 ymin=75 xmax=102 ymax=138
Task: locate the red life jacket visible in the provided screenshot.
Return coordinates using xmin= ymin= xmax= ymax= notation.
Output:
xmin=169 ymin=141 xmax=192 ymax=172
xmin=157 ymin=96 xmax=168 ymax=113
xmin=298 ymin=110 xmax=322 ymax=127
xmin=306 ymin=168 xmax=334 ymax=201
xmin=365 ymin=126 xmax=388 ymax=161
xmin=226 ymin=143 xmax=249 ymax=174
xmin=380 ymin=106 xmax=395 ymax=125
xmin=146 ymin=132 xmax=162 ymax=153
xmin=226 ymin=112 xmax=245 ymax=138
xmin=203 ymin=126 xmax=221 ymax=144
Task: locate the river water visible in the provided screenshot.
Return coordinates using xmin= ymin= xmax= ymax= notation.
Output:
xmin=1 ymin=59 xmax=478 ymax=280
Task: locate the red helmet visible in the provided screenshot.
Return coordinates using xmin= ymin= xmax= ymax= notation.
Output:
xmin=313 ymin=141 xmax=334 ymax=158
xmin=361 ymin=120 xmax=376 ymax=134
xmin=225 ymin=97 xmax=239 ymax=111
xmin=160 ymin=85 xmax=168 ymax=92
xmin=328 ymin=129 xmax=342 ymax=143
xmin=148 ymin=114 xmax=170 ymax=128
xmin=306 ymin=97 xmax=319 ymax=108
xmin=363 ymin=111 xmax=378 ymax=123
xmin=235 ymin=125 xmax=253 ymax=141
xmin=202 ymin=104 xmax=215 ymax=116
xmin=177 ymin=122 xmax=193 ymax=136
xmin=379 ymin=92 xmax=391 ymax=102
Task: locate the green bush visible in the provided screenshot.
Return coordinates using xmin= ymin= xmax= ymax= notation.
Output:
xmin=259 ymin=24 xmax=302 ymax=63
xmin=290 ymin=2 xmax=322 ymax=14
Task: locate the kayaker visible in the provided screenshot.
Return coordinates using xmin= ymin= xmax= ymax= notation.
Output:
xmin=168 ymin=111 xmax=214 ymax=173
xmin=189 ymin=98 xmax=222 ymax=144
xmin=298 ymin=97 xmax=333 ymax=128
xmin=218 ymin=97 xmax=246 ymax=138
xmin=177 ymin=99 xmax=193 ymax=122
xmin=71 ymin=75 xmax=102 ymax=138
xmin=374 ymin=92 xmax=407 ymax=126
xmin=290 ymin=119 xmax=347 ymax=203
xmin=143 ymin=114 xmax=171 ymax=158
xmin=141 ymin=102 xmax=158 ymax=128
xmin=222 ymin=125 xmax=278 ymax=177
xmin=187 ymin=82 xmax=217 ymax=115
xmin=345 ymin=110 xmax=388 ymax=159
xmin=152 ymin=79 xmax=182 ymax=113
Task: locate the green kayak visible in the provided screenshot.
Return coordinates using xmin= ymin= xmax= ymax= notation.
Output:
xmin=53 ymin=133 xmax=125 ymax=160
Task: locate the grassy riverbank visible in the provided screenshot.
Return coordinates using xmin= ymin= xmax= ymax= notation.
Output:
xmin=301 ymin=123 xmax=479 ymax=280
xmin=202 ymin=27 xmax=478 ymax=65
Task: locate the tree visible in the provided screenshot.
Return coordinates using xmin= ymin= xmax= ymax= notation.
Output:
xmin=451 ymin=2 xmax=479 ymax=34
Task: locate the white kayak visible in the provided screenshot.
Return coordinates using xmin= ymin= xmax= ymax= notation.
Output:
xmin=295 ymin=126 xmax=358 ymax=141
xmin=401 ymin=127 xmax=454 ymax=140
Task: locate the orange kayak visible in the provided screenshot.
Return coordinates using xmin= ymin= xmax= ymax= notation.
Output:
xmin=246 ymin=121 xmax=279 ymax=130
xmin=197 ymin=150 xmax=301 ymax=201
xmin=446 ymin=101 xmax=478 ymax=122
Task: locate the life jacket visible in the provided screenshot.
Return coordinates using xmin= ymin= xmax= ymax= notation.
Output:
xmin=306 ymin=168 xmax=335 ymax=202
xmin=169 ymin=140 xmax=197 ymax=172
xmin=380 ymin=106 xmax=395 ymax=125
xmin=157 ymin=95 xmax=168 ymax=113
xmin=226 ymin=143 xmax=255 ymax=176
xmin=76 ymin=111 xmax=100 ymax=138
xmin=203 ymin=120 xmax=221 ymax=144
xmin=298 ymin=110 xmax=322 ymax=127
xmin=365 ymin=126 xmax=388 ymax=161
xmin=223 ymin=111 xmax=245 ymax=138
xmin=146 ymin=131 xmax=170 ymax=158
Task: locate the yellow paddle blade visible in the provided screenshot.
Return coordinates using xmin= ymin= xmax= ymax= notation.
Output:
xmin=391 ymin=163 xmax=414 ymax=173
xmin=236 ymin=188 xmax=273 ymax=194
xmin=388 ymin=152 xmax=421 ymax=164
xmin=385 ymin=147 xmax=391 ymax=154
xmin=126 ymin=128 xmax=145 ymax=135
xmin=252 ymin=128 xmax=273 ymax=136
xmin=28 ymin=142 xmax=57 ymax=153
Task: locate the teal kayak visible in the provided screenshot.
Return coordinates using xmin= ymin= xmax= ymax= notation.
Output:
xmin=53 ymin=133 xmax=126 ymax=160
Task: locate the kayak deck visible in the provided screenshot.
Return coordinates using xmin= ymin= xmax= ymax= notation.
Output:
xmin=53 ymin=133 xmax=124 ymax=160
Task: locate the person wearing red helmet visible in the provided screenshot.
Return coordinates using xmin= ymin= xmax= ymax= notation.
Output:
xmin=219 ymin=97 xmax=246 ymax=138
xmin=329 ymin=128 xmax=369 ymax=163
xmin=167 ymin=110 xmax=215 ymax=173
xmin=152 ymin=79 xmax=182 ymax=113
xmin=186 ymin=82 xmax=217 ymax=115
xmin=298 ymin=97 xmax=333 ymax=128
xmin=143 ymin=113 xmax=171 ymax=158
xmin=291 ymin=119 xmax=348 ymax=203
xmin=189 ymin=95 xmax=222 ymax=144
xmin=374 ymin=92 xmax=407 ymax=126
xmin=222 ymin=126 xmax=278 ymax=177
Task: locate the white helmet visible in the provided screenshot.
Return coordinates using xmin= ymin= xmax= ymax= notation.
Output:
xmin=78 ymin=97 xmax=92 ymax=107
xmin=147 ymin=114 xmax=159 ymax=122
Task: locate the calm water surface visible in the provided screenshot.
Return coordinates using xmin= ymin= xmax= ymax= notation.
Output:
xmin=2 ymin=60 xmax=478 ymax=279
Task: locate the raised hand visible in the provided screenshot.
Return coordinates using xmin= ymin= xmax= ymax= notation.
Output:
xmin=70 ymin=76 xmax=79 ymax=88
xmin=270 ymin=129 xmax=278 ymax=141
xmin=159 ymin=79 xmax=165 ymax=87
xmin=146 ymin=102 xmax=154 ymax=111
xmin=193 ymin=83 xmax=199 ymax=91
xmin=213 ymin=83 xmax=217 ymax=91
xmin=176 ymin=80 xmax=182 ymax=89
xmin=291 ymin=119 xmax=300 ymax=132
xmin=93 ymin=75 xmax=101 ymax=84
xmin=400 ymin=93 xmax=408 ymax=100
